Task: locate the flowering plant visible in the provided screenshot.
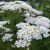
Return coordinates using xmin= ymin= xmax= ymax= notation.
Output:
xmin=0 ymin=1 xmax=50 ymax=50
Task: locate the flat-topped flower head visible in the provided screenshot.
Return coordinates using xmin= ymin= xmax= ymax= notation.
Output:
xmin=25 ymin=16 xmax=50 ymax=28
xmin=15 ymin=23 xmax=50 ymax=48
xmin=0 ymin=1 xmax=43 ymax=16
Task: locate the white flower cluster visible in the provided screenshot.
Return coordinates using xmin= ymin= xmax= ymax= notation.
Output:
xmin=16 ymin=22 xmax=30 ymax=29
xmin=9 ymin=1 xmax=50 ymax=48
xmin=0 ymin=1 xmax=43 ymax=15
xmin=0 ymin=21 xmax=10 ymax=25
xmin=25 ymin=16 xmax=50 ymax=28
xmin=15 ymin=39 xmax=30 ymax=48
xmin=15 ymin=23 xmax=50 ymax=48
xmin=0 ymin=0 xmax=50 ymax=48
xmin=0 ymin=1 xmax=33 ymax=10
xmin=2 ymin=34 xmax=13 ymax=42
xmin=0 ymin=21 xmax=11 ymax=32
xmin=0 ymin=2 xmax=5 ymax=5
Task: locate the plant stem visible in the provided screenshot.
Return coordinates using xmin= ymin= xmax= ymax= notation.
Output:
xmin=26 ymin=46 xmax=29 ymax=50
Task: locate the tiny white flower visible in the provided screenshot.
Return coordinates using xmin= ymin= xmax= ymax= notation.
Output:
xmin=24 ymin=12 xmax=30 ymax=17
xmin=2 ymin=34 xmax=13 ymax=42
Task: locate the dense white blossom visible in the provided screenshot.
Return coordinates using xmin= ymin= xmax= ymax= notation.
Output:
xmin=2 ymin=34 xmax=13 ymax=42
xmin=25 ymin=17 xmax=35 ymax=24
xmin=24 ymin=12 xmax=30 ymax=17
xmin=25 ymin=16 xmax=50 ymax=28
xmin=0 ymin=1 xmax=43 ymax=15
xmin=0 ymin=21 xmax=10 ymax=25
xmin=15 ymin=39 xmax=30 ymax=48
xmin=15 ymin=23 xmax=50 ymax=48
xmin=0 ymin=2 xmax=5 ymax=5
xmin=16 ymin=22 xmax=30 ymax=29
xmin=0 ymin=21 xmax=11 ymax=32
